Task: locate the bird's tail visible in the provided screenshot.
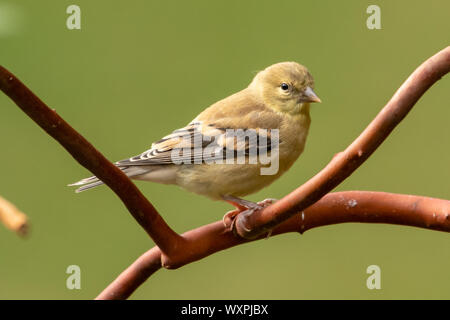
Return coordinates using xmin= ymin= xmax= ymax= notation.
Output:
xmin=68 ymin=166 xmax=149 ymax=193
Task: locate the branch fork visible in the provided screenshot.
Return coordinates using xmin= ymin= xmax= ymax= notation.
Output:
xmin=1 ymin=46 xmax=449 ymax=299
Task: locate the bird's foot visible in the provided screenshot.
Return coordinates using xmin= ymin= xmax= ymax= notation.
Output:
xmin=257 ymin=198 xmax=277 ymax=208
xmin=222 ymin=196 xmax=277 ymax=234
xmin=222 ymin=209 xmax=242 ymax=230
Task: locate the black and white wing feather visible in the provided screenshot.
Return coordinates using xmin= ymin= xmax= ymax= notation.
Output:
xmin=69 ymin=121 xmax=276 ymax=192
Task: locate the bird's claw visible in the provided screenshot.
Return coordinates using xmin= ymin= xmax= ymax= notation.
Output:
xmin=222 ymin=209 xmax=241 ymax=230
xmin=257 ymin=198 xmax=277 ymax=208
xmin=222 ymin=198 xmax=277 ymax=231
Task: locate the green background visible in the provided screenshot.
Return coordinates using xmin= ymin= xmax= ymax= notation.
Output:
xmin=0 ymin=0 xmax=449 ymax=299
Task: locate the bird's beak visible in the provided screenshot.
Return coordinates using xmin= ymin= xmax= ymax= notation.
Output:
xmin=303 ymin=87 xmax=321 ymax=103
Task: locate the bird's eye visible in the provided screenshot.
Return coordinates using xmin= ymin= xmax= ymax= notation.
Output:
xmin=280 ymin=83 xmax=289 ymax=91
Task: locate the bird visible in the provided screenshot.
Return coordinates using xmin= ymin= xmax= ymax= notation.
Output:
xmin=69 ymin=62 xmax=321 ymax=227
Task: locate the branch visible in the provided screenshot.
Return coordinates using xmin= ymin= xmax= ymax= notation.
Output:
xmin=0 ymin=196 xmax=29 ymax=236
xmin=97 ymin=47 xmax=450 ymax=298
xmin=96 ymin=191 xmax=450 ymax=300
xmin=0 ymin=66 xmax=184 ymax=256
xmin=233 ymin=46 xmax=450 ymax=239
xmin=1 ymin=47 xmax=448 ymax=300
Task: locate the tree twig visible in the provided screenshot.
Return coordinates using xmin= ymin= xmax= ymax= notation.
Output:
xmin=0 ymin=196 xmax=29 ymax=236
xmin=96 ymin=191 xmax=450 ymax=300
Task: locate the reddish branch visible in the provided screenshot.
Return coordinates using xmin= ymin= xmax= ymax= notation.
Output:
xmin=0 ymin=66 xmax=183 ymax=256
xmin=0 ymin=47 xmax=449 ymax=300
xmin=233 ymin=46 xmax=450 ymax=240
xmin=96 ymin=191 xmax=450 ymax=300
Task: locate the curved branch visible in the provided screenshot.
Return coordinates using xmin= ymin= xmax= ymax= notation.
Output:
xmin=96 ymin=191 xmax=450 ymax=300
xmin=233 ymin=46 xmax=450 ymax=239
xmin=1 ymin=48 xmax=448 ymax=300
xmin=0 ymin=66 xmax=183 ymax=256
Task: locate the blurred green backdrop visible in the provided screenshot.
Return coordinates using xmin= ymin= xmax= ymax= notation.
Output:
xmin=0 ymin=0 xmax=449 ymax=300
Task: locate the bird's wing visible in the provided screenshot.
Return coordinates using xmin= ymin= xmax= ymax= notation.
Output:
xmin=116 ymin=121 xmax=277 ymax=166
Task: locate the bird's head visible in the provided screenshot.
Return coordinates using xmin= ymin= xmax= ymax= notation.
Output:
xmin=250 ymin=62 xmax=321 ymax=115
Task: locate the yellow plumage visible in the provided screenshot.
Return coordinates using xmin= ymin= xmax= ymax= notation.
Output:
xmin=70 ymin=62 xmax=320 ymax=212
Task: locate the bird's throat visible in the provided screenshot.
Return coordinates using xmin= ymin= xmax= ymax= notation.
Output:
xmin=291 ymin=102 xmax=310 ymax=117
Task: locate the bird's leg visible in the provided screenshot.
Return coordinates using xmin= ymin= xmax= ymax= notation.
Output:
xmin=222 ymin=195 xmax=277 ymax=234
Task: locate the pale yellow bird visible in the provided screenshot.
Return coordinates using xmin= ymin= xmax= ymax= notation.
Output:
xmin=69 ymin=62 xmax=321 ymax=225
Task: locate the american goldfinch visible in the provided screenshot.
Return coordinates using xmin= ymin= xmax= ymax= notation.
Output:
xmin=69 ymin=62 xmax=320 ymax=222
